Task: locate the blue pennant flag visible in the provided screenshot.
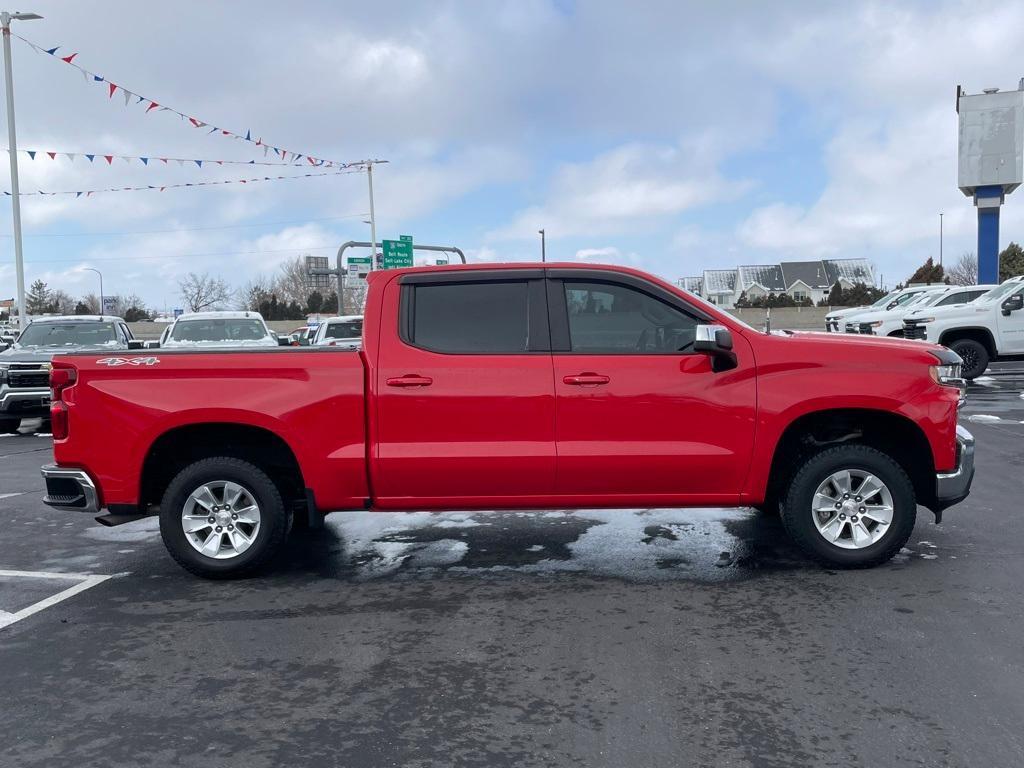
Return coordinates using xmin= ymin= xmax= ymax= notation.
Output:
xmin=245 ymin=129 xmax=251 ymax=141
xmin=194 ymin=160 xmax=202 ymax=168
xmin=26 ymin=150 xmax=35 ymax=159
xmin=44 ymin=47 xmax=59 ymax=55
xmin=85 ymin=154 xmax=95 ymax=162
xmin=140 ymin=157 xmax=148 ymax=165
xmin=75 ymin=192 xmax=82 ymax=198
xmin=93 ymin=75 xmax=104 ymax=82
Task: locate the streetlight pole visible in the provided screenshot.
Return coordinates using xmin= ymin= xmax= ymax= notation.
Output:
xmin=939 ymin=212 xmax=944 ymax=269
xmin=83 ymin=267 xmax=103 ymax=315
xmin=1 ymin=10 xmax=40 ymax=330
xmin=538 ymin=229 xmax=546 ymax=262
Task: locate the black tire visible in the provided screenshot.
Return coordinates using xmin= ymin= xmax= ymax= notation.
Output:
xmin=780 ymin=444 xmax=915 ymax=568
xmin=949 ymin=338 xmax=988 ymax=380
xmin=0 ymin=417 xmax=20 ymax=435
xmin=159 ymin=457 xmax=290 ymax=579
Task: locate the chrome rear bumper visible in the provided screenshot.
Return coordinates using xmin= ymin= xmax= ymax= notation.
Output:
xmin=40 ymin=465 xmax=99 ymax=514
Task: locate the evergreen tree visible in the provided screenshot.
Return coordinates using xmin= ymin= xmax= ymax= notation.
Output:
xmin=998 ymin=242 xmax=1024 ymax=282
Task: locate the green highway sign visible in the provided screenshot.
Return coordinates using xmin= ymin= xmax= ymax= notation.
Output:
xmin=382 ymin=236 xmax=414 ymax=269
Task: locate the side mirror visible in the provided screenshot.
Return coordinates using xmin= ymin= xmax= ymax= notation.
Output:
xmin=693 ymin=324 xmax=737 ymax=372
xmin=277 ymin=336 xmax=292 ymax=346
xmin=1001 ymin=293 xmax=1023 ymax=316
xmin=127 ymin=339 xmax=146 ymax=350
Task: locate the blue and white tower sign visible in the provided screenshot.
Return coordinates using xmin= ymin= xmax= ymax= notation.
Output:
xmin=957 ymin=81 xmax=1024 ymax=284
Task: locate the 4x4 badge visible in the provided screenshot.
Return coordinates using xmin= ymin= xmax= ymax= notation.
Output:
xmin=96 ymin=357 xmax=160 ymax=367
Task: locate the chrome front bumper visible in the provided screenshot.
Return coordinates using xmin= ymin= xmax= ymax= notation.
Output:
xmin=0 ymin=387 xmax=50 ymax=414
xmin=934 ymin=425 xmax=975 ymax=512
xmin=40 ymin=465 xmax=99 ymax=514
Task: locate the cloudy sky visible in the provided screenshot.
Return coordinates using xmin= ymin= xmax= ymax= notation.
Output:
xmin=0 ymin=0 xmax=1021 ymax=311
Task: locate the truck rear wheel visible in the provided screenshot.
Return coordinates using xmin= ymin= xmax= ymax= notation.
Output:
xmin=780 ymin=444 xmax=915 ymax=568
xmin=948 ymin=338 xmax=988 ymax=380
xmin=159 ymin=457 xmax=290 ymax=579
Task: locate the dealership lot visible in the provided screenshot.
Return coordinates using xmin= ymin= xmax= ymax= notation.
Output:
xmin=0 ymin=375 xmax=1022 ymax=767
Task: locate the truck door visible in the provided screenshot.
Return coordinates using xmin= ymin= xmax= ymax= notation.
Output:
xmin=373 ymin=270 xmax=556 ymax=505
xmin=997 ymin=284 xmax=1024 ymax=353
xmin=546 ymin=271 xmax=757 ymax=504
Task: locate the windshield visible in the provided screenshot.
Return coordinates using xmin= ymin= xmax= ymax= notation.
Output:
xmin=17 ymin=321 xmax=118 ymax=347
xmin=324 ymin=320 xmax=362 ymax=340
xmin=870 ymin=290 xmax=901 ymax=308
xmin=170 ymin=318 xmax=269 ymax=343
xmin=977 ymin=282 xmax=1023 ymax=303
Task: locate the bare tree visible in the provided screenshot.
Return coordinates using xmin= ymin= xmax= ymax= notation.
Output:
xmin=49 ymin=289 xmax=76 ymax=314
xmin=240 ymin=276 xmax=273 ymax=312
xmin=178 ymin=272 xmax=232 ymax=312
xmin=947 ymin=252 xmax=978 ymax=286
xmin=274 ymin=255 xmax=314 ymax=307
xmin=79 ymin=293 xmax=100 ymax=314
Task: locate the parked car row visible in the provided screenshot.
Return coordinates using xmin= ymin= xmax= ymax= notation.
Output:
xmin=823 ymin=276 xmax=1024 ymax=379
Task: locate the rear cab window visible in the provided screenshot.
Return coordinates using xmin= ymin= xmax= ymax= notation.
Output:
xmin=400 ymin=274 xmax=548 ymax=354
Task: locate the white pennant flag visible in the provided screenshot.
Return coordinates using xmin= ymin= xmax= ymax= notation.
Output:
xmin=67 ymin=153 xmax=76 ymax=162
xmin=122 ymin=156 xmax=132 ymax=164
xmin=176 ymin=159 xmax=184 ymax=167
xmin=123 ymin=89 xmax=132 ymax=106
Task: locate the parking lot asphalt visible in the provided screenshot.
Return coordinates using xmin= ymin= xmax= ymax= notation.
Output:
xmin=1 ymin=377 xmax=1023 ymax=768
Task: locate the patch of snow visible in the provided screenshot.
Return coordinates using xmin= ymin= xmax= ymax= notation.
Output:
xmin=920 ymin=554 xmax=938 ymax=560
xmin=968 ymin=414 xmax=1003 ymax=423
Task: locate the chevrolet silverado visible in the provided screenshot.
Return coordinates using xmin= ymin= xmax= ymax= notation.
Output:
xmin=40 ymin=263 xmax=974 ymax=578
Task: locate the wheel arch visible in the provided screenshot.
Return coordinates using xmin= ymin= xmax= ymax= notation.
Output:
xmin=139 ymin=422 xmax=306 ymax=512
xmin=938 ymin=326 xmax=996 ymax=357
xmin=763 ymin=408 xmax=936 ymax=512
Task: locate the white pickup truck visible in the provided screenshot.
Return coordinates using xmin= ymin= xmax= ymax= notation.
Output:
xmin=843 ymin=284 xmax=995 ymax=337
xmin=902 ymin=276 xmax=1024 ymax=379
xmin=825 ymin=285 xmax=942 ymax=332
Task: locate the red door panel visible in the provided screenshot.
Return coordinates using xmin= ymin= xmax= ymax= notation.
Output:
xmin=373 ymin=274 xmax=556 ymax=503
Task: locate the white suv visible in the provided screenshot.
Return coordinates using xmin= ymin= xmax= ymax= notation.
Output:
xmin=902 ymin=276 xmax=1024 ymax=379
xmin=842 ymin=285 xmax=994 ymax=337
xmin=312 ymin=315 xmax=363 ymax=349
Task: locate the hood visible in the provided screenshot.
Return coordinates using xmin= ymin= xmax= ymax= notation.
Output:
xmin=904 ymin=301 xmax=992 ymax=321
xmin=781 ymin=329 xmax=944 ymax=355
xmin=160 ymin=338 xmax=278 ymax=348
xmin=0 ymin=342 xmax=125 ymax=362
xmin=824 ymin=305 xmax=870 ymax=320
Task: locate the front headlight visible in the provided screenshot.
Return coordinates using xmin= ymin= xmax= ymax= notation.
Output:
xmin=0 ymin=363 xmax=8 ymax=384
xmin=930 ymin=352 xmax=966 ymax=406
xmin=914 ymin=317 xmax=935 ymax=324
xmin=867 ymin=320 xmax=884 ymax=328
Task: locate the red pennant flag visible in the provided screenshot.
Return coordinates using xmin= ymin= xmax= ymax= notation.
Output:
xmin=189 ymin=117 xmax=201 ymax=127
xmin=61 ymin=53 xmax=78 ymax=64
xmin=222 ymin=130 xmax=230 ymax=135
xmin=47 ymin=152 xmax=56 ymax=159
xmin=108 ymin=83 xmax=117 ymax=98
xmin=104 ymin=155 xmax=113 ymax=164
xmin=146 ymin=101 xmax=159 ymax=113
xmin=160 ymin=187 xmax=166 ymax=192
xmin=160 ymin=158 xmax=168 ymax=163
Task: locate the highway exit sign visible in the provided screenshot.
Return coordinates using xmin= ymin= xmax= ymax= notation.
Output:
xmin=382 ymin=236 xmax=414 ymax=269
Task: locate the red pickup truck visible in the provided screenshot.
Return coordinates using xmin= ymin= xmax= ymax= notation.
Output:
xmin=41 ymin=263 xmax=974 ymax=578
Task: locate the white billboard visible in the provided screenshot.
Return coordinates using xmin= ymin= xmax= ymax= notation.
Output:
xmin=958 ymin=87 xmax=1024 ymax=196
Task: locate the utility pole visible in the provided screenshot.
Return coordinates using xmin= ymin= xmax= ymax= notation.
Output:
xmin=1 ymin=10 xmax=41 ymax=330
xmin=366 ymin=162 xmax=377 ymax=272
xmin=538 ymin=228 xmax=546 ymax=262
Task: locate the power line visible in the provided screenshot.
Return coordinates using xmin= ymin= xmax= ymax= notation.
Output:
xmin=0 ymin=213 xmax=370 ymax=239
xmin=27 ymin=245 xmax=340 ymax=264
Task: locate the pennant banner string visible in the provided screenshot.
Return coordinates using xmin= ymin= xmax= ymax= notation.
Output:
xmin=15 ymin=33 xmax=354 ymax=168
xmin=2 ymin=168 xmax=363 ymax=198
xmin=6 ymin=148 xmax=344 ymax=168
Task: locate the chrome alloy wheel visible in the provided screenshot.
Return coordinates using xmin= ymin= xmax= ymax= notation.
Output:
xmin=811 ymin=469 xmax=893 ymax=550
xmin=180 ymin=481 xmax=261 ymax=560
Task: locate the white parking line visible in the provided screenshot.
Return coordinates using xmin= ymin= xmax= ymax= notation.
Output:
xmin=0 ymin=569 xmax=114 ymax=630
xmin=0 ymin=492 xmax=25 ymax=500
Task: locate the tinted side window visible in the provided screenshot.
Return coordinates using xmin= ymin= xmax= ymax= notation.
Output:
xmin=410 ymin=281 xmax=531 ymax=353
xmin=936 ymin=290 xmax=983 ymax=306
xmin=563 ymin=281 xmax=697 ymax=353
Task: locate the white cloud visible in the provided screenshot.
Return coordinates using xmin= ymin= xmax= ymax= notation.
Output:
xmin=490 ymin=138 xmax=752 ymax=241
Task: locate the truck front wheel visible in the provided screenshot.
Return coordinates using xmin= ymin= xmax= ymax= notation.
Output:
xmin=780 ymin=445 xmax=915 ymax=568
xmin=948 ymin=338 xmax=988 ymax=380
xmin=159 ymin=457 xmax=290 ymax=579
